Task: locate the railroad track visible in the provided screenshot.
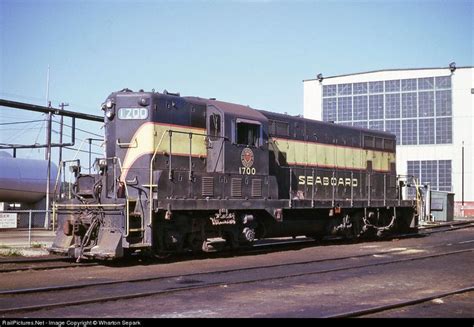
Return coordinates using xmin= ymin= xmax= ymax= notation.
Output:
xmin=1 ymin=245 xmax=472 ymax=316
xmin=325 ymin=286 xmax=474 ymax=318
xmin=0 ymin=261 xmax=98 ymax=273
xmin=419 ymin=221 xmax=474 ymax=234
xmin=0 ymin=254 xmax=100 ymax=273
xmin=0 ymin=256 xmax=67 ymax=265
xmin=0 ymin=221 xmax=472 ymax=274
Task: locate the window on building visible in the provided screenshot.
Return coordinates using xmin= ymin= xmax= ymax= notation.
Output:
xmin=418 ymin=77 xmax=434 ymax=90
xmin=353 ymin=96 xmax=368 ymax=120
xmin=323 ymin=98 xmax=337 ymax=121
xmin=385 ymin=120 xmax=401 ymax=145
xmin=419 ymin=119 xmax=435 ymax=144
xmin=436 ymin=90 xmax=452 ymax=116
xmin=353 ymin=82 xmax=368 ymax=95
xmin=418 ymin=91 xmax=434 ymax=117
xmin=323 ymin=85 xmax=337 ymax=97
xmin=421 ymin=160 xmax=438 ymax=189
xmin=337 ymin=97 xmax=352 ymax=121
xmin=369 ymin=94 xmax=384 ymax=119
xmin=369 ymin=120 xmax=384 ymax=131
xmin=385 ymin=80 xmax=400 ymax=93
xmin=406 ymin=160 xmax=452 ymax=196
xmin=407 ymin=160 xmax=421 ymax=197
xmin=385 ymin=94 xmax=401 ymax=118
xmin=320 ymin=75 xmax=452 ymax=145
xmin=402 ymin=93 xmax=417 ymax=118
xmin=369 ymin=81 xmax=383 ymax=94
xmin=436 ymin=117 xmax=452 ymax=144
xmin=401 ymin=79 xmax=417 ymax=91
xmin=438 ymin=160 xmax=452 ymax=191
xmin=435 ymin=76 xmax=451 ymax=89
xmin=402 ymin=120 xmax=417 ymax=145
xmin=338 ymin=83 xmax=352 ymax=96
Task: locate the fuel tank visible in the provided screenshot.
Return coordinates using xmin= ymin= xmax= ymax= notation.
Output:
xmin=0 ymin=152 xmax=58 ymax=203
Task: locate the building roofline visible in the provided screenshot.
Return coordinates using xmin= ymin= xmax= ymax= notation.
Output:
xmin=303 ymin=66 xmax=474 ymax=82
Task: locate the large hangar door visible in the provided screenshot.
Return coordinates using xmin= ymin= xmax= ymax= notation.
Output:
xmin=206 ymin=105 xmax=224 ymax=173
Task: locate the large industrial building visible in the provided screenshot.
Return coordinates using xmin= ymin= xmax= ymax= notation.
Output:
xmin=303 ymin=65 xmax=473 ymax=216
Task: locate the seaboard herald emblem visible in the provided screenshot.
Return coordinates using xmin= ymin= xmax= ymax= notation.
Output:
xmin=241 ymin=148 xmax=254 ymax=168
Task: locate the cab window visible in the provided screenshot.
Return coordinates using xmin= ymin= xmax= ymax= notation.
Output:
xmin=209 ymin=114 xmax=221 ymax=141
xmin=236 ymin=121 xmax=260 ymax=147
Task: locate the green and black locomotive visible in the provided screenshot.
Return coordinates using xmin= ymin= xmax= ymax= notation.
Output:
xmin=50 ymin=89 xmax=418 ymax=260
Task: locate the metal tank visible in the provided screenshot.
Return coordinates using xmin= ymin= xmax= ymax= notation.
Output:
xmin=0 ymin=152 xmax=58 ymax=203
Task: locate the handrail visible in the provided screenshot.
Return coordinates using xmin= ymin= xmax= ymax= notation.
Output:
xmin=147 ymin=129 xmax=228 ymax=225
xmin=114 ymin=156 xmax=134 ymax=237
xmin=54 ymin=203 xmax=126 ymax=208
xmin=149 ymin=130 xmax=169 ymax=227
xmin=53 ymin=160 xmax=63 ymax=201
xmin=117 ymin=138 xmax=138 ymax=148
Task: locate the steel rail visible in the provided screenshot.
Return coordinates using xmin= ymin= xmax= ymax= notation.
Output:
xmin=0 ymin=223 xmax=470 ymax=274
xmin=1 ymin=247 xmax=472 ymax=315
xmin=324 ymin=286 xmax=474 ymax=318
xmin=0 ymin=262 xmax=98 ymax=274
xmin=0 ymin=256 xmax=69 ymax=265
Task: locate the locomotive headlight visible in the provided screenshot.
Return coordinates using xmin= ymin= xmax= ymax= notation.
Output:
xmin=69 ymin=160 xmax=81 ymax=177
xmin=95 ymin=158 xmax=108 ymax=175
xmin=98 ymin=158 xmax=107 ymax=169
xmin=101 ymin=99 xmax=115 ymax=120
xmin=105 ymin=107 xmax=115 ymax=120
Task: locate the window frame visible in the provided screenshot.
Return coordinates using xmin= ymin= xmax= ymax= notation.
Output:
xmin=233 ymin=118 xmax=262 ymax=147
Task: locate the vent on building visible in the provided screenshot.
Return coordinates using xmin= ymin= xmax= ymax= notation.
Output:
xmin=202 ymin=177 xmax=214 ymax=197
xmin=251 ymin=179 xmax=262 ymax=197
xmin=231 ymin=178 xmax=242 ymax=197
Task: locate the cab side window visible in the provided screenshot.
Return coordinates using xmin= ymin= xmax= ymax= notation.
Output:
xmin=236 ymin=122 xmax=260 ymax=147
xmin=209 ymin=114 xmax=221 ymax=141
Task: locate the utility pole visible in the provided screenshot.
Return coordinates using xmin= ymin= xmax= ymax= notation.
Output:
xmin=44 ymin=65 xmax=52 ymax=228
xmin=44 ymin=112 xmax=52 ymax=229
xmin=45 ymin=65 xmax=50 ymax=161
xmin=58 ymin=102 xmax=69 ymax=201
xmin=462 ymin=141 xmax=464 ymax=207
xmin=44 ymin=101 xmax=51 ymax=160
xmin=46 ymin=65 xmax=50 ymax=106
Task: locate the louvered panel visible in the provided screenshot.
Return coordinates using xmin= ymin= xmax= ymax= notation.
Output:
xmin=251 ymin=179 xmax=262 ymax=197
xmin=202 ymin=177 xmax=214 ymax=197
xmin=231 ymin=178 xmax=242 ymax=197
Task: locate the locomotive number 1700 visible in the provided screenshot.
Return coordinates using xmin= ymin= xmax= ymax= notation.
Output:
xmin=239 ymin=167 xmax=256 ymax=175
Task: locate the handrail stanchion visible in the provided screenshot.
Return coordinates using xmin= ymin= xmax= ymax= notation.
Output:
xmin=28 ymin=210 xmax=32 ymax=247
xmin=149 ymin=131 xmax=168 ymax=228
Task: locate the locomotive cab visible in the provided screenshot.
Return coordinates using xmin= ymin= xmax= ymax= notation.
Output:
xmin=206 ymin=101 xmax=270 ymax=177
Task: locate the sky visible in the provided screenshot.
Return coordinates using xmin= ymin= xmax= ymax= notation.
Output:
xmin=0 ymin=0 xmax=473 ymax=166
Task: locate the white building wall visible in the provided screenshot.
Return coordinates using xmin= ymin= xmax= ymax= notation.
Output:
xmin=303 ymin=79 xmax=320 ymax=121
xmin=303 ymin=67 xmax=474 ymax=209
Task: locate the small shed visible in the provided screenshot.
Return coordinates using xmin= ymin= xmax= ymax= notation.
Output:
xmin=430 ymin=190 xmax=455 ymax=222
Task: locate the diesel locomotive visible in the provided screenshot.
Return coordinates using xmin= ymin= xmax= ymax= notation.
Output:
xmin=50 ymin=89 xmax=418 ymax=260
